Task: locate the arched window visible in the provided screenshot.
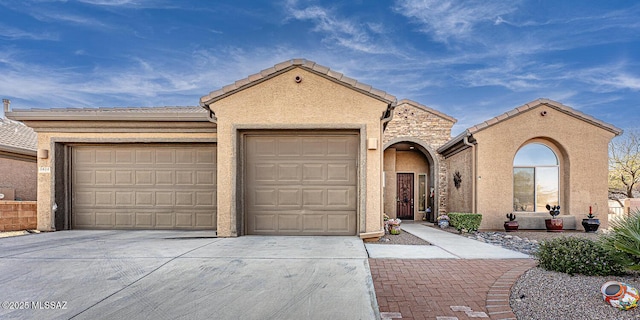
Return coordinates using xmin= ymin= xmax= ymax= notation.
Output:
xmin=513 ymin=143 xmax=559 ymax=212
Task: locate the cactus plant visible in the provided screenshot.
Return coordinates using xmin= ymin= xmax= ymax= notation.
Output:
xmin=504 ymin=213 xmax=519 ymax=232
xmin=546 ymin=204 xmax=561 ymax=218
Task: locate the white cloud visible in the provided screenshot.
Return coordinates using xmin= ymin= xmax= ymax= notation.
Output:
xmin=393 ymin=0 xmax=517 ymax=43
xmin=283 ymin=1 xmax=392 ymax=54
xmin=76 ymin=0 xmax=155 ymax=7
xmin=574 ymin=65 xmax=640 ymax=92
xmin=0 ymin=24 xmax=58 ymax=40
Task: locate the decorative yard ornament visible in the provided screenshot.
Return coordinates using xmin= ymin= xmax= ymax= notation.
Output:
xmin=453 ymin=171 xmax=462 ymax=189
xmin=601 ymin=281 xmax=639 ymax=310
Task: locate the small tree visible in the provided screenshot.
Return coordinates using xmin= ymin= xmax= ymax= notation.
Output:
xmin=609 ymin=131 xmax=640 ymax=198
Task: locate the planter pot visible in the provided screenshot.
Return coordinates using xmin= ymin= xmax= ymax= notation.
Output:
xmin=545 ymin=218 xmax=563 ymax=232
xmin=582 ymin=218 xmax=600 ymax=233
xmin=504 ymin=221 xmax=519 ymax=232
xmin=601 ymin=281 xmax=639 ymax=310
xmin=438 ymin=220 xmax=449 ymax=229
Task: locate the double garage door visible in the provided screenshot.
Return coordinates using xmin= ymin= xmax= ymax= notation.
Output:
xmin=245 ymin=133 xmax=358 ymax=235
xmin=71 ymin=134 xmax=358 ymax=235
xmin=72 ymin=144 xmax=217 ymax=230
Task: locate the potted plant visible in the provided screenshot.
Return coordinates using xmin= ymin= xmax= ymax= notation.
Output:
xmin=437 ymin=214 xmax=450 ymax=229
xmin=582 ymin=206 xmax=600 ymax=233
xmin=504 ymin=213 xmax=519 ymax=232
xmin=386 ymin=218 xmax=402 ymax=235
xmin=545 ymin=204 xmax=563 ymax=232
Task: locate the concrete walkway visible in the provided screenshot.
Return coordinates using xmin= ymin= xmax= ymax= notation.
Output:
xmin=365 ymin=223 xmax=530 ymax=259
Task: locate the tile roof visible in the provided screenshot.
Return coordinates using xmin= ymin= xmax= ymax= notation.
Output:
xmin=200 ymin=58 xmax=397 ymax=106
xmin=397 ymin=99 xmax=457 ymax=123
xmin=6 ymin=106 xmax=207 ymax=122
xmin=438 ymin=98 xmax=623 ymax=154
xmin=13 ymin=106 xmax=204 ymax=113
xmin=0 ymin=118 xmax=37 ymax=156
xmin=465 ymin=98 xmax=623 ymax=135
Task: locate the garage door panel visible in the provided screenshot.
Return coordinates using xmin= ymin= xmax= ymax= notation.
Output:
xmin=278 ymin=137 xmax=302 ymax=156
xmin=95 ymin=171 xmax=113 ymax=184
xmin=196 ymin=170 xmax=216 ymax=185
xmin=278 ymin=214 xmax=301 ymax=231
xmin=95 ymin=212 xmax=115 ymax=226
xmin=252 ymin=214 xmax=276 ymax=232
xmin=135 ymin=150 xmax=154 ymax=164
xmin=95 ymin=191 xmax=113 ymax=205
xmin=135 ymin=171 xmax=153 ymax=185
xmin=115 ymin=170 xmax=133 ymax=185
xmin=115 ymin=150 xmax=134 ymax=164
xmin=327 ymin=213 xmax=352 ymax=233
xmin=136 ymin=212 xmax=153 ymax=227
xmin=246 ymin=134 xmax=357 ymax=235
xmin=72 ymin=144 xmax=216 ymax=230
xmin=155 ymin=191 xmax=174 ymax=206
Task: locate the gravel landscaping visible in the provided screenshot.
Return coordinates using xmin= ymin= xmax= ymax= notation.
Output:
xmin=434 ymin=226 xmax=640 ymax=319
xmin=377 ymin=228 xmax=430 ymax=245
xmin=512 ymin=268 xmax=640 ymax=320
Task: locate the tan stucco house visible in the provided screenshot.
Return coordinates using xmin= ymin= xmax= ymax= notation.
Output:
xmin=5 ymin=59 xmax=622 ymax=237
xmin=0 ymin=101 xmax=37 ymax=202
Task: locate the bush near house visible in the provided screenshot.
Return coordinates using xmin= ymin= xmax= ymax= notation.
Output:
xmin=536 ymin=237 xmax=625 ymax=276
xmin=448 ymin=213 xmax=482 ymax=233
xmin=600 ymin=209 xmax=640 ymax=270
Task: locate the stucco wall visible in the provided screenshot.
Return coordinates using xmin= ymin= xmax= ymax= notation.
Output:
xmin=446 ymin=148 xmax=473 ymax=213
xmin=31 ymin=130 xmax=216 ymax=231
xmin=383 ymin=101 xmax=455 ymax=217
xmin=0 ymin=157 xmax=37 ymax=201
xmin=210 ymin=67 xmax=389 ymax=237
xmin=383 ymin=148 xmax=397 ymax=217
xmin=473 ymin=105 xmax=616 ymax=230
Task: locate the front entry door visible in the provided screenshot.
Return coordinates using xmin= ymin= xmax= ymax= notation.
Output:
xmin=396 ymin=173 xmax=414 ymax=219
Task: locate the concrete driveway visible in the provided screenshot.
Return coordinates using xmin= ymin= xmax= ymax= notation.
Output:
xmin=0 ymin=231 xmax=378 ymax=320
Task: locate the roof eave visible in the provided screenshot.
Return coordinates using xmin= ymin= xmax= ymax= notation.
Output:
xmin=438 ymin=130 xmax=471 ymax=155
xmin=200 ymin=59 xmax=396 ymax=108
xmin=6 ymin=111 xmax=208 ymax=122
xmin=465 ymin=99 xmax=623 ymax=136
xmin=0 ymin=144 xmax=37 ymax=157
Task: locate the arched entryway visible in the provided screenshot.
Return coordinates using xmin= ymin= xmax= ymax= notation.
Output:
xmin=383 ymin=139 xmax=438 ymax=221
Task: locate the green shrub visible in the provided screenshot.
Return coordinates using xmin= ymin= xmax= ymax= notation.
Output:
xmin=448 ymin=213 xmax=482 ymax=233
xmin=536 ymin=237 xmax=625 ymax=276
xmin=600 ymin=210 xmax=640 ymax=270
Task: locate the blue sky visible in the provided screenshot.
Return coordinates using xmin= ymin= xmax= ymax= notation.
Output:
xmin=1 ymin=0 xmax=639 ymax=135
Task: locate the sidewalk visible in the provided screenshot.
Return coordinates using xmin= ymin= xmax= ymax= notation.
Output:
xmin=365 ymin=223 xmax=530 ymax=259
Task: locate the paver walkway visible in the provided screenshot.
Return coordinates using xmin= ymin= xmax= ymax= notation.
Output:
xmin=370 ymin=259 xmax=536 ymax=320
xmin=368 ymin=224 xmax=536 ymax=320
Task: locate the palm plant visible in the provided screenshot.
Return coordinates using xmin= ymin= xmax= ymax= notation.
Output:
xmin=601 ymin=209 xmax=640 ymax=270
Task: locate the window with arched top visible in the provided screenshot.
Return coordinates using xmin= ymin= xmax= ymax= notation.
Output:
xmin=513 ymin=143 xmax=559 ymax=212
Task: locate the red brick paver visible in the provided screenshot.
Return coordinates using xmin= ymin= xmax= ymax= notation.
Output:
xmin=369 ymin=259 xmax=536 ymax=320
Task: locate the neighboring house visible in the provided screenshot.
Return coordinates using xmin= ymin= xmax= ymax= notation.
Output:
xmin=5 ymin=59 xmax=622 ymax=236
xmin=0 ymin=104 xmax=37 ymax=201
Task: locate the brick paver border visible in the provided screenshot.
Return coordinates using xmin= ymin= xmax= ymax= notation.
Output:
xmin=485 ymin=260 xmax=537 ymax=320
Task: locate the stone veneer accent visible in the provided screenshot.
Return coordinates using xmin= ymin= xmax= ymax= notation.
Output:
xmin=0 ymin=201 xmax=37 ymax=231
xmin=383 ymin=100 xmax=456 ymax=216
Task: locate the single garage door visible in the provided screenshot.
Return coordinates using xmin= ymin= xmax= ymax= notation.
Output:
xmin=72 ymin=144 xmax=216 ymax=230
xmin=245 ymin=133 xmax=358 ymax=235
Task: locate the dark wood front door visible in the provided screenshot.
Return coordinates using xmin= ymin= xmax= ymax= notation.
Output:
xmin=396 ymin=173 xmax=414 ymax=219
